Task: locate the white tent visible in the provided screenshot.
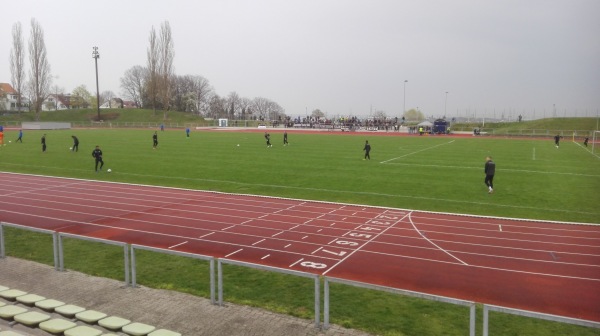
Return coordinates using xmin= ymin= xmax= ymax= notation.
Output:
xmin=417 ymin=121 xmax=433 ymax=127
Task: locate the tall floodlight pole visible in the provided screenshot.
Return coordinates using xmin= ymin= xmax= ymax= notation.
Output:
xmin=92 ymin=46 xmax=100 ymax=120
xmin=403 ymin=80 xmax=408 ymax=116
xmin=445 ymin=91 xmax=449 ymax=117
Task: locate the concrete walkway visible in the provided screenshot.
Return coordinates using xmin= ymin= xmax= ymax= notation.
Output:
xmin=0 ymin=257 xmax=371 ymax=336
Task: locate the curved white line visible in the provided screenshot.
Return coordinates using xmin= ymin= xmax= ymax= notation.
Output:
xmin=409 ymin=212 xmax=469 ymax=265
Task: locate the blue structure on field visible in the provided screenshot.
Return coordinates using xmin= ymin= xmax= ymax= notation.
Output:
xmin=433 ymin=119 xmax=449 ymax=134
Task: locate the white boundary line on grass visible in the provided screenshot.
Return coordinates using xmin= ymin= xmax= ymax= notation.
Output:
xmin=1 ymin=171 xmax=598 ymax=225
xmin=379 ymin=140 xmax=455 ymax=164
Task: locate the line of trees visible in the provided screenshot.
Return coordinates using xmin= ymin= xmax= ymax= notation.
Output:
xmin=10 ymin=19 xmax=52 ymax=120
xmin=8 ymin=18 xmax=286 ymax=121
xmin=119 ymin=21 xmax=285 ymax=121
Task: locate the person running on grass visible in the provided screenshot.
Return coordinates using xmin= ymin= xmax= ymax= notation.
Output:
xmin=283 ymin=131 xmax=289 ymax=146
xmin=554 ymin=134 xmax=561 ymax=148
xmin=92 ymin=145 xmax=104 ymax=172
xmin=153 ymin=131 xmax=158 ymax=149
xmin=484 ymin=156 xmax=495 ymax=194
xmin=264 ymin=132 xmax=272 ymax=147
xmin=16 ymin=129 xmax=23 ymax=143
xmin=584 ymin=137 xmax=589 ymax=147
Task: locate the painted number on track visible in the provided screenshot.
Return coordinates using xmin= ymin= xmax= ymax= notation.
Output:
xmin=300 ymin=261 xmax=328 ymax=269
xmin=322 ymin=249 xmax=347 ymax=257
xmin=369 ymin=220 xmax=391 ymax=225
xmin=347 ymin=232 xmax=372 ymax=239
xmin=335 ymin=240 xmax=359 ymax=246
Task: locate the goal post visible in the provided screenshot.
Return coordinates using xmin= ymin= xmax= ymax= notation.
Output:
xmin=593 ymin=130 xmax=600 ymax=156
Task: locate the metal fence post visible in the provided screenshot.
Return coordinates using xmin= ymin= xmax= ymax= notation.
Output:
xmin=123 ymin=244 xmax=130 ymax=287
xmin=483 ymin=305 xmax=489 ymax=336
xmin=58 ymin=234 xmax=64 ymax=271
xmin=314 ymin=276 xmax=320 ymax=329
xmin=130 ymin=245 xmax=137 ymax=288
xmin=209 ymin=258 xmax=215 ymax=304
xmin=324 ymin=277 xmax=330 ymax=330
xmin=469 ymin=303 xmax=476 ymax=336
xmin=52 ymin=232 xmax=59 ymax=270
xmin=218 ymin=259 xmax=223 ymax=306
xmin=0 ymin=224 xmax=4 ymax=258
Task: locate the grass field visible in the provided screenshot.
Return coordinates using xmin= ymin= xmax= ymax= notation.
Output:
xmin=0 ymin=128 xmax=598 ymax=223
xmin=1 ymin=127 xmax=599 ymax=336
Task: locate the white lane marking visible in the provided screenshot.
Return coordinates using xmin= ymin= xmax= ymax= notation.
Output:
xmin=168 ymin=241 xmax=188 ymax=249
xmin=252 ymin=239 xmax=265 ymax=246
xmin=261 ymin=254 xmax=270 ymax=260
xmin=289 ymin=258 xmax=303 ymax=267
xmin=225 ymin=249 xmax=243 ymax=257
xmin=409 ymin=212 xmax=469 ymax=265
xmin=199 ymin=232 xmax=214 ymax=238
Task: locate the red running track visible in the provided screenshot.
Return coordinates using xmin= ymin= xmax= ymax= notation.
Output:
xmin=1 ymin=172 xmax=599 ymax=322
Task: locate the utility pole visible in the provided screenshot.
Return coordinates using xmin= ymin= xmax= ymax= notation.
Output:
xmin=93 ymin=46 xmax=100 ymax=120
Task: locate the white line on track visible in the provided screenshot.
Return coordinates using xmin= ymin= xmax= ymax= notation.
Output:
xmin=261 ymin=254 xmax=270 ymax=260
xmin=168 ymin=241 xmax=188 ymax=249
xmin=409 ymin=212 xmax=469 ymax=265
xmin=252 ymin=239 xmax=265 ymax=246
xmin=199 ymin=232 xmax=214 ymax=238
xmin=499 ymin=225 xmax=502 ymax=232
xmin=271 ymin=232 xmax=282 ymax=237
xmin=317 ymin=229 xmax=322 ymax=232
xmin=312 ymin=247 xmax=323 ymax=255
xmin=221 ymin=225 xmax=235 ymax=231
xmin=241 ymin=219 xmax=253 ymax=224
xmin=225 ymin=249 xmax=243 ymax=258
xmin=289 ymin=258 xmax=303 ymax=267
xmin=258 ymin=214 xmax=269 ymax=218
xmin=284 ymin=244 xmax=292 ymax=248
xmin=302 ymin=236 xmax=308 ymax=240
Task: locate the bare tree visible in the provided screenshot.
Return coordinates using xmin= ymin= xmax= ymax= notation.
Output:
xmin=158 ymin=21 xmax=174 ymax=120
xmin=120 ymin=65 xmax=146 ymax=107
xmin=239 ymin=97 xmax=252 ymax=120
xmin=10 ymin=22 xmax=25 ymax=113
xmin=100 ymin=90 xmax=115 ymax=108
xmin=28 ymin=18 xmax=51 ymax=120
xmin=146 ymin=26 xmax=159 ymax=114
xmin=227 ymin=92 xmax=242 ymax=119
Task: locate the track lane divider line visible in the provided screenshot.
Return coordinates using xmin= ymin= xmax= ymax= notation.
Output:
xmin=168 ymin=241 xmax=188 ymax=249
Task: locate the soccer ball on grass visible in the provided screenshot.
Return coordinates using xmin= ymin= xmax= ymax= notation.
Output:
xmin=107 ymin=169 xmax=112 ymax=173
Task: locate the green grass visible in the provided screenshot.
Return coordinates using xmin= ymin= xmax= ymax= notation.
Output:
xmin=1 ymin=128 xmax=599 ymax=336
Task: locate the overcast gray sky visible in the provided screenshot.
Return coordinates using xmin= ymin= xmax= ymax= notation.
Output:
xmin=2 ymin=0 xmax=599 ymax=120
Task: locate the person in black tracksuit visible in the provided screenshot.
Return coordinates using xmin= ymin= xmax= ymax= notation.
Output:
xmin=484 ymin=156 xmax=495 ymax=194
xmin=71 ymin=136 xmax=79 ymax=152
xmin=153 ymin=131 xmax=158 ymax=149
xmin=363 ymin=140 xmax=371 ymax=160
xmin=41 ymin=134 xmax=47 ymax=152
xmin=92 ymin=145 xmax=104 ymax=172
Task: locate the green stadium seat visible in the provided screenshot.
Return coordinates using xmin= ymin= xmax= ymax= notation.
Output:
xmin=98 ymin=316 xmax=130 ymax=330
xmin=0 ymin=305 xmax=27 ymax=319
xmin=0 ymin=290 xmax=27 ymax=301
xmin=0 ymin=330 xmax=29 ymax=336
xmin=64 ymin=325 xmax=103 ymax=336
xmin=35 ymin=299 xmax=65 ymax=311
xmin=13 ymin=311 xmax=50 ymax=326
xmin=39 ymin=318 xmax=78 ymax=334
xmin=15 ymin=294 xmax=45 ymax=306
xmin=76 ymin=310 xmax=107 ymax=324
xmin=55 ymin=304 xmax=86 ymax=317
xmin=122 ymin=322 xmax=156 ymax=335
xmin=148 ymin=329 xmax=181 ymax=336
